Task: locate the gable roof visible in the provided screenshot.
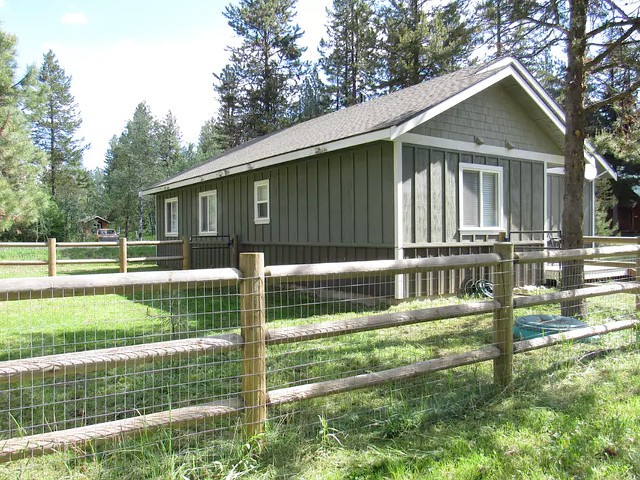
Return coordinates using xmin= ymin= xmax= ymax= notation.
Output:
xmin=143 ymin=57 xmax=614 ymax=195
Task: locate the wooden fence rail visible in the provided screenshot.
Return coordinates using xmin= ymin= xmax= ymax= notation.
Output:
xmin=0 ymin=238 xmax=638 ymax=462
xmin=0 ymin=238 xmax=189 ymax=275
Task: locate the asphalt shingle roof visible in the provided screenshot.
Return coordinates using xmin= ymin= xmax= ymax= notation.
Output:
xmin=148 ymin=61 xmax=504 ymax=191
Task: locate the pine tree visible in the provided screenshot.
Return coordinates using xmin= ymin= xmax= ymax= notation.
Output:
xmin=105 ymin=102 xmax=158 ymax=238
xmin=319 ymin=0 xmax=378 ymax=109
xmin=213 ymin=63 xmax=245 ymax=149
xmin=223 ymin=0 xmax=306 ymax=139
xmin=157 ymin=111 xmax=183 ymax=177
xmin=31 ymin=50 xmax=85 ymax=198
xmin=197 ymin=117 xmax=222 ymax=159
xmin=293 ymin=64 xmax=331 ymax=122
xmin=378 ymin=0 xmax=478 ymax=91
xmin=0 ymin=31 xmax=47 ymax=232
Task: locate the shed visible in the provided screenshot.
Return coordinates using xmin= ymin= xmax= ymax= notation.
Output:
xmin=142 ymin=57 xmax=615 ymax=292
xmin=80 ymin=215 xmax=110 ymax=236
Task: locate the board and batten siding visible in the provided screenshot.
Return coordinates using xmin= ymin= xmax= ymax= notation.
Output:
xmin=401 ymin=143 xmax=546 ymax=244
xmin=547 ymin=174 xmax=595 ymax=236
xmin=156 ymin=141 xmax=395 ymax=267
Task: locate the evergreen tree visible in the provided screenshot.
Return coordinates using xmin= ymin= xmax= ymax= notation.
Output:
xmin=319 ymin=0 xmax=378 ymax=109
xmin=197 ymin=117 xmax=222 ymax=159
xmin=293 ymin=64 xmax=331 ymax=122
xmin=31 ymin=50 xmax=85 ymax=198
xmin=223 ymin=0 xmax=306 ymax=139
xmin=0 ymin=31 xmax=47 ymax=232
xmin=157 ymin=111 xmax=183 ymax=177
xmin=213 ymin=64 xmax=244 ymax=149
xmin=378 ymin=0 xmax=478 ymax=91
xmin=105 ymin=102 xmax=158 ymax=238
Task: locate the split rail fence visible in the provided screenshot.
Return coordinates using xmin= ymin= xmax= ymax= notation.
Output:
xmin=0 ymin=241 xmax=638 ymax=463
xmin=0 ymin=238 xmax=190 ymax=275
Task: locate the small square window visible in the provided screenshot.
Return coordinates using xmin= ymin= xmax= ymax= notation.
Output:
xmin=459 ymin=163 xmax=503 ymax=231
xmin=254 ymin=179 xmax=270 ymax=224
xmin=199 ymin=190 xmax=217 ymax=235
xmin=164 ymin=197 xmax=178 ymax=236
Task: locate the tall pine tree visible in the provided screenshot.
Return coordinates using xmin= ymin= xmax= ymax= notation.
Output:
xmin=319 ymin=0 xmax=378 ymax=109
xmin=31 ymin=50 xmax=85 ymax=198
xmin=222 ymin=0 xmax=306 ymax=139
xmin=212 ymin=63 xmax=244 ymax=149
xmin=378 ymin=0 xmax=478 ymax=91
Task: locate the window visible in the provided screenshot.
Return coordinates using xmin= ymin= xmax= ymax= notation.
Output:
xmin=198 ymin=190 xmax=218 ymax=235
xmin=254 ymin=179 xmax=270 ymax=224
xmin=164 ymin=197 xmax=178 ymax=236
xmin=459 ymin=163 xmax=503 ymax=230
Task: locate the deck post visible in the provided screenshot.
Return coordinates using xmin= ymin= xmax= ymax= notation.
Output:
xmin=239 ymin=252 xmax=267 ymax=441
xmin=493 ymin=241 xmax=514 ymax=387
xmin=182 ymin=236 xmax=191 ymax=270
xmin=47 ymin=238 xmax=57 ymax=277
xmin=119 ymin=237 xmax=128 ymax=273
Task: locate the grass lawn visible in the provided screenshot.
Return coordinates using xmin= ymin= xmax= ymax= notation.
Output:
xmin=0 ymin=259 xmax=638 ymax=479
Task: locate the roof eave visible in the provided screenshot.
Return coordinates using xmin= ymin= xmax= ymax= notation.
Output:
xmin=141 ymin=127 xmax=394 ymax=196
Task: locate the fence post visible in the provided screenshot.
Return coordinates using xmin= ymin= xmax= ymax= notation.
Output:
xmin=239 ymin=252 xmax=267 ymax=441
xmin=182 ymin=236 xmax=191 ymax=270
xmin=47 ymin=238 xmax=57 ymax=277
xmin=230 ymin=234 xmax=240 ymax=269
xmin=119 ymin=237 xmax=128 ymax=273
xmin=493 ymin=241 xmax=514 ymax=387
xmin=636 ymin=237 xmax=640 ymax=332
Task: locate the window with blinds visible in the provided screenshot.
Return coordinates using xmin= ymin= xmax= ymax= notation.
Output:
xmin=460 ymin=163 xmax=503 ymax=230
xmin=198 ymin=190 xmax=217 ymax=234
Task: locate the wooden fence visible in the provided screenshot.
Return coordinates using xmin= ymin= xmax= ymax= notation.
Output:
xmin=0 ymin=242 xmax=639 ymax=461
xmin=0 ymin=238 xmax=190 ymax=276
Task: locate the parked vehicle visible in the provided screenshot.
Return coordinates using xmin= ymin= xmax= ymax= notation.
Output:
xmin=95 ymin=229 xmax=119 ymax=242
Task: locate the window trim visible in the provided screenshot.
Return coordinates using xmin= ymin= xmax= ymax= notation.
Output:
xmin=458 ymin=163 xmax=504 ymax=233
xmin=164 ymin=197 xmax=179 ymax=237
xmin=254 ymin=179 xmax=270 ymax=225
xmin=198 ymin=190 xmax=218 ymax=235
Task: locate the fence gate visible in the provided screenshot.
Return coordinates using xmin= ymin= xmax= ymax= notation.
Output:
xmin=189 ymin=235 xmax=237 ymax=269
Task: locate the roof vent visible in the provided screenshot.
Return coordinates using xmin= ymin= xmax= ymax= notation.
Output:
xmin=474 ymin=136 xmax=485 ymax=146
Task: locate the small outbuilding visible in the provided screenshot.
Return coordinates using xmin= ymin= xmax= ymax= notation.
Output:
xmin=79 ymin=215 xmax=110 ymax=237
xmin=142 ymin=57 xmax=615 ymax=293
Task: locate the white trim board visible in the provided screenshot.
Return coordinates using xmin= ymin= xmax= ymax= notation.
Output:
xmin=398 ymin=133 xmax=566 ymax=165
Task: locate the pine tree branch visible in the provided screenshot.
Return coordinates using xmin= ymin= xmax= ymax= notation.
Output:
xmin=601 ymin=0 xmax=638 ymax=23
xmin=585 ymin=23 xmax=640 ymax=70
xmin=522 ymin=16 xmax=568 ymax=34
xmin=584 ymin=77 xmax=640 ymax=113
xmin=587 ymin=19 xmax=640 ymax=39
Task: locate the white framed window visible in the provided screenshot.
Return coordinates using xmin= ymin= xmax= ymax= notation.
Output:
xmin=459 ymin=163 xmax=503 ymax=231
xmin=254 ymin=179 xmax=270 ymax=224
xmin=198 ymin=190 xmax=218 ymax=235
xmin=164 ymin=197 xmax=178 ymax=236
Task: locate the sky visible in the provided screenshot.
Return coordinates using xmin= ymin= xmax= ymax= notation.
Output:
xmin=1 ymin=0 xmax=332 ymax=170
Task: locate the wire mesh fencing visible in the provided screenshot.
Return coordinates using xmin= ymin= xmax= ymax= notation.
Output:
xmin=0 ymin=241 xmax=638 ymax=478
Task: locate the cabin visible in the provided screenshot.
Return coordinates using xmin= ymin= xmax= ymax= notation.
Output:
xmin=142 ymin=58 xmax=615 ymax=294
xmin=79 ymin=215 xmax=110 ymax=238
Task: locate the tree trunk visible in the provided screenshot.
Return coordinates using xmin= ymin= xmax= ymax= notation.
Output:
xmin=561 ymin=0 xmax=588 ymax=318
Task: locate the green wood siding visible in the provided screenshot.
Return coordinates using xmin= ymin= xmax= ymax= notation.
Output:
xmin=401 ymin=144 xmax=547 ymax=243
xmin=156 ymin=141 xmax=395 ymax=266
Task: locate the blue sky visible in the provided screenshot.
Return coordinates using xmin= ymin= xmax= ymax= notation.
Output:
xmin=1 ymin=0 xmax=331 ymax=169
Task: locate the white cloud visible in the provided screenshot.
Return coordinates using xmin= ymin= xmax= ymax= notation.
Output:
xmin=60 ymin=13 xmax=88 ymax=25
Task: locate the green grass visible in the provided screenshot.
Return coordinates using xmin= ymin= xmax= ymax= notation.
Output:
xmin=0 ymin=268 xmax=638 ymax=479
